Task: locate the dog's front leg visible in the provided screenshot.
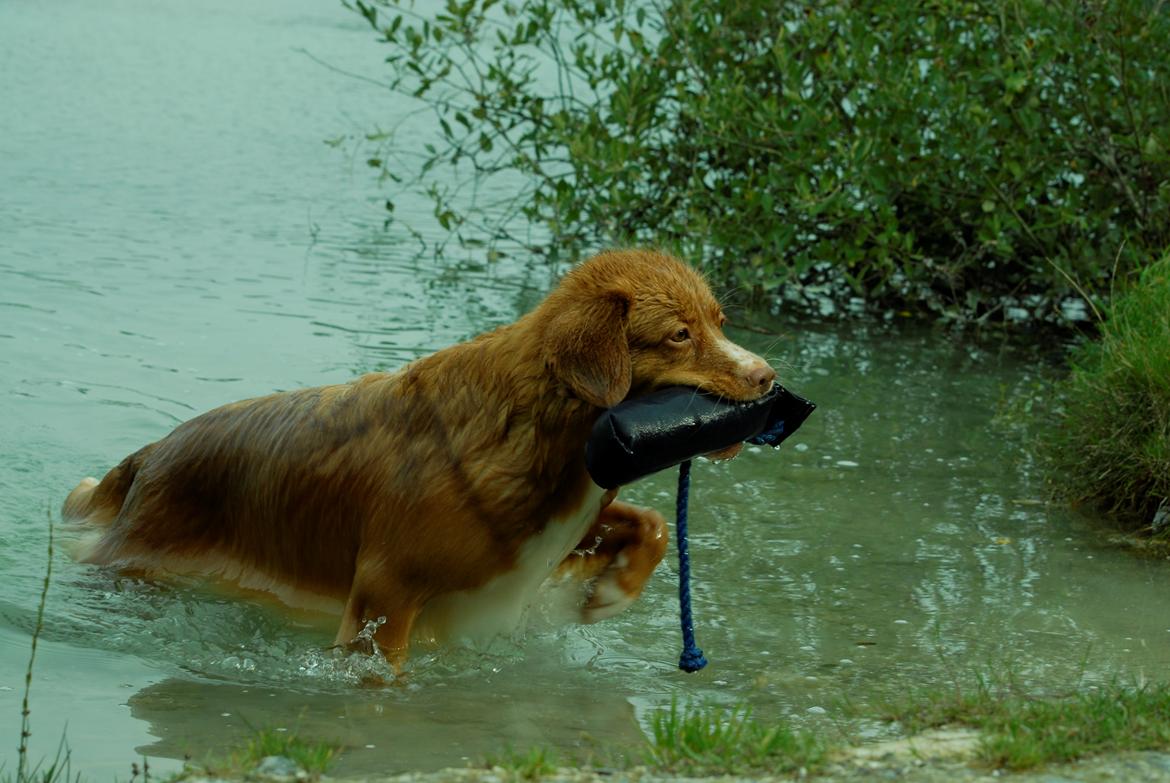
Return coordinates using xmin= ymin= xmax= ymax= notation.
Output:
xmin=704 ymin=443 xmax=744 ymax=461
xmin=336 ymin=571 xmax=421 ymax=673
xmin=556 ymin=497 xmax=668 ymax=623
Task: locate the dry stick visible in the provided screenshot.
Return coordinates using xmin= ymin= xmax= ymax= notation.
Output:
xmin=18 ymin=513 xmax=54 ymax=783
xmin=1108 ymin=239 xmax=1128 ymax=310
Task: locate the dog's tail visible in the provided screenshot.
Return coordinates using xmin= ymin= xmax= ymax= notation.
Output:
xmin=62 ymin=446 xmax=151 ymax=526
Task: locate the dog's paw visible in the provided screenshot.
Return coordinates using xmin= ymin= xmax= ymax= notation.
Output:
xmin=582 ymin=553 xmax=639 ymax=623
xmin=577 ymin=505 xmax=667 ymax=624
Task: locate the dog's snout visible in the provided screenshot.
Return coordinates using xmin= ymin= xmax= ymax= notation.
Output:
xmin=748 ymin=365 xmax=776 ymax=389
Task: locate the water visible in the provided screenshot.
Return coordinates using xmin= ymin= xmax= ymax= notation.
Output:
xmin=3 ymin=0 xmax=1170 ymax=777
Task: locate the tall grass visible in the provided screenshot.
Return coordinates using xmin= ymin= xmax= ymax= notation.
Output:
xmin=1046 ymin=253 xmax=1170 ymax=530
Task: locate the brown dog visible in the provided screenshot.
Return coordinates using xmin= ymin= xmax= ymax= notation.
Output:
xmin=62 ymin=249 xmax=775 ymax=664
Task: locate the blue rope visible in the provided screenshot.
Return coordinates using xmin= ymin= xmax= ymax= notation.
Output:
xmin=674 ymin=427 xmax=788 ymax=673
xmin=675 ymin=459 xmax=707 ymax=673
xmin=747 ymin=419 xmax=786 ymax=447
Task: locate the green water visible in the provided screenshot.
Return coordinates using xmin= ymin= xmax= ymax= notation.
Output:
xmin=3 ymin=0 xmax=1170 ymax=777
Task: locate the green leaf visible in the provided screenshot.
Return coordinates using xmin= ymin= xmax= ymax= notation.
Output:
xmin=355 ymin=0 xmax=377 ymax=28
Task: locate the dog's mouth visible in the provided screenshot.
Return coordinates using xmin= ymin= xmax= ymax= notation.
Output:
xmin=626 ymin=378 xmax=776 ymax=406
xmin=685 ymin=376 xmax=777 ymax=403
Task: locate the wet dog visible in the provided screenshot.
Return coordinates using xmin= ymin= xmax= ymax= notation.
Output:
xmin=63 ymin=249 xmax=775 ymax=664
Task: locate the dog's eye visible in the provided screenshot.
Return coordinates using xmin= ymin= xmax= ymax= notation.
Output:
xmin=670 ymin=328 xmax=690 ymax=343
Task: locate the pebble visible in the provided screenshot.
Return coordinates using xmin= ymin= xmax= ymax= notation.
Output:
xmin=254 ymin=755 xmax=305 ymax=780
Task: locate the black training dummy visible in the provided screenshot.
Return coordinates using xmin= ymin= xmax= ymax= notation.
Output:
xmin=585 ymin=384 xmax=815 ymax=489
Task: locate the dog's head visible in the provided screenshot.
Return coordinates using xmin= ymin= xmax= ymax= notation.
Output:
xmin=542 ymin=250 xmax=776 ymax=407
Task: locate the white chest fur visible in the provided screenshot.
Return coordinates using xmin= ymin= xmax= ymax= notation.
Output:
xmin=413 ymin=481 xmax=606 ymax=642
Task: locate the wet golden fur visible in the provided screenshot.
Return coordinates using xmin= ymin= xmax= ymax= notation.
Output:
xmin=62 ymin=249 xmax=775 ymax=663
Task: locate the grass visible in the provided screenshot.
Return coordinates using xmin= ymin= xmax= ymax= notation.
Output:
xmin=483 ymin=746 xmax=560 ymax=781
xmin=183 ymin=726 xmax=338 ymax=780
xmin=478 ymin=701 xmax=828 ymax=779
xmin=239 ymin=728 xmax=337 ymax=775
xmin=488 ymin=679 xmax=1170 ymax=780
xmin=1046 ymin=252 xmax=1170 ymax=538
xmin=878 ymin=671 xmax=1015 ymax=735
xmin=979 ymin=685 xmax=1170 ymax=769
xmin=882 ymin=675 xmax=1170 ymax=771
xmin=2 ymin=739 xmax=77 ymax=783
xmin=643 ymin=700 xmax=828 ymax=776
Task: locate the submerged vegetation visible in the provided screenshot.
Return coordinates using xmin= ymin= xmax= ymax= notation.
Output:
xmin=349 ymin=0 xmax=1170 ymax=323
xmin=1046 ymin=253 xmax=1170 ymax=534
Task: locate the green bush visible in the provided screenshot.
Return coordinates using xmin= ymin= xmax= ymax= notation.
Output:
xmin=1047 ymin=253 xmax=1170 ymax=529
xmin=350 ymin=0 xmax=1169 ymax=322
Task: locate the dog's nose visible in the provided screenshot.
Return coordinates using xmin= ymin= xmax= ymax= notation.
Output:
xmin=748 ymin=365 xmax=776 ymax=389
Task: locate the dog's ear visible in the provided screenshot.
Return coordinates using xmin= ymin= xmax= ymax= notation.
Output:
xmin=544 ymin=292 xmax=632 ymax=408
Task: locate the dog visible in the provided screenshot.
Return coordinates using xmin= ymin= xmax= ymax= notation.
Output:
xmin=62 ymin=249 xmax=776 ymax=665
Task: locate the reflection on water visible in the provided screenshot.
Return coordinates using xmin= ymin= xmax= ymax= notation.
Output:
xmin=128 ymin=672 xmax=647 ymax=774
xmin=3 ymin=0 xmax=1170 ymax=778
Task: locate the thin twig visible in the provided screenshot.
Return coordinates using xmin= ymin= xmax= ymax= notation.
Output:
xmin=293 ymin=47 xmax=395 ymax=91
xmin=983 ymin=174 xmax=1103 ymax=323
xmin=18 ymin=512 xmax=55 ymax=783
